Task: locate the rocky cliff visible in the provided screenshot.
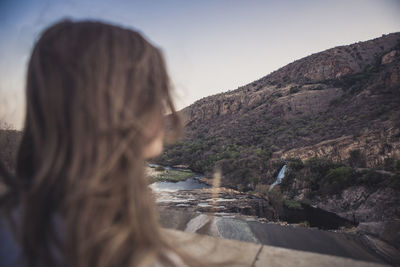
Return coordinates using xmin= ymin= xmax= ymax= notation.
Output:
xmin=157 ymin=32 xmax=400 ymax=191
xmin=155 ymin=33 xmax=400 ymax=249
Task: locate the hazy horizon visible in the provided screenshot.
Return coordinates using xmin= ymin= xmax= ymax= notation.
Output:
xmin=1 ymin=0 xmax=399 ymax=129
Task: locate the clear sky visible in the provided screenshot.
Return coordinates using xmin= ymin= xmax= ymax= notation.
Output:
xmin=0 ymin=0 xmax=399 ymax=129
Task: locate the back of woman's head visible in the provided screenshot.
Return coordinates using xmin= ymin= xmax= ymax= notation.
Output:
xmin=13 ymin=20 xmax=182 ymax=267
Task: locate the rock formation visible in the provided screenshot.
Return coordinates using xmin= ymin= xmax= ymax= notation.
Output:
xmin=157 ymin=32 xmax=400 ymax=189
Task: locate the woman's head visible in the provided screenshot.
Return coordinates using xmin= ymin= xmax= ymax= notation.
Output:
xmin=23 ymin=20 xmax=178 ymax=166
xmin=14 ymin=20 xmax=182 ymax=267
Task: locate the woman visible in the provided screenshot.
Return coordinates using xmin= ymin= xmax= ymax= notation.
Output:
xmin=0 ymin=20 xmax=200 ymax=267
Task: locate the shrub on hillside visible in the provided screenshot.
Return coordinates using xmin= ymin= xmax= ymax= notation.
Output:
xmin=304 ymin=157 xmax=340 ymax=191
xmin=287 ymin=158 xmax=304 ymax=171
xmin=358 ymin=169 xmax=389 ymax=187
xmin=388 ymin=172 xmax=400 ymax=190
xmin=348 ymin=149 xmax=366 ymax=167
xmin=255 ymin=148 xmax=272 ymax=162
xmin=289 ymin=86 xmax=300 ymax=94
xmin=383 ymin=157 xmax=396 ymax=172
xmin=305 ymin=157 xmax=338 ymax=176
xmin=320 ymin=166 xmax=356 ymax=194
xmin=283 ymin=199 xmax=302 ymax=210
xmin=396 ymin=160 xmax=400 ymax=172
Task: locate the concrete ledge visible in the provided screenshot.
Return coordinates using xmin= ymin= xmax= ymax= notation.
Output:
xmin=164 ymin=229 xmax=387 ymax=266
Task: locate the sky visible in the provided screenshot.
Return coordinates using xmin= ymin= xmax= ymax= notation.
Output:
xmin=0 ymin=0 xmax=399 ymax=129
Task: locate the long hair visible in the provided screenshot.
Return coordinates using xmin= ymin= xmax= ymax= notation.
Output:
xmin=6 ymin=20 xmax=185 ymax=267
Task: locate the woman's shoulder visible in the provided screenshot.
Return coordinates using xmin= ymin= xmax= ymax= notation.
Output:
xmin=0 ymin=215 xmax=21 ymax=267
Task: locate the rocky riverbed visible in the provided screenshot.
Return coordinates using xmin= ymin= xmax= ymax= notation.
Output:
xmin=148 ymin=164 xmax=400 ymax=265
xmin=153 ymin=188 xmax=276 ymax=219
xmin=151 ymin=186 xmax=399 ymax=265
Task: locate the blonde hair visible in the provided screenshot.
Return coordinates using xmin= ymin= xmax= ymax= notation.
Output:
xmin=2 ymin=20 xmax=195 ymax=267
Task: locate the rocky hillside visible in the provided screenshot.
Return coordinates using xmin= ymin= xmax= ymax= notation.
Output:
xmin=156 ymin=32 xmax=400 ymax=191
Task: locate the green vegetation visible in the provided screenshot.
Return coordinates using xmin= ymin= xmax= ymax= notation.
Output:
xmin=348 ymin=149 xmax=366 ymax=167
xmin=276 ymin=157 xmax=398 ymax=196
xmin=289 ymin=86 xmax=300 ymax=94
xmin=283 ymin=199 xmax=302 ymax=210
xmin=383 ymin=157 xmax=400 ymax=172
xmin=320 ymin=166 xmax=356 ymax=194
xmin=304 ymin=157 xmax=341 ymax=192
xmin=389 ymin=172 xmax=400 ymax=190
xmin=357 ymin=169 xmax=388 ymax=187
xmin=156 ymin=135 xmax=275 ymax=191
xmin=287 ymin=158 xmax=304 ymax=171
xmin=148 ymin=169 xmax=195 ymax=183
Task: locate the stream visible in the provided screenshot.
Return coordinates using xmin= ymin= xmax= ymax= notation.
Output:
xmin=150 ymin=176 xmax=209 ymax=192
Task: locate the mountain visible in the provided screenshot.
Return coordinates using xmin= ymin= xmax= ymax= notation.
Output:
xmin=156 ymin=32 xmax=400 ymax=191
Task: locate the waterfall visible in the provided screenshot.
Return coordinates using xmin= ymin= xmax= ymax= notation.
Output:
xmin=269 ymin=165 xmax=287 ymax=191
